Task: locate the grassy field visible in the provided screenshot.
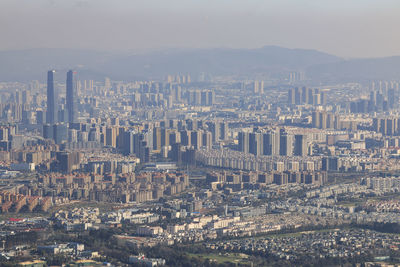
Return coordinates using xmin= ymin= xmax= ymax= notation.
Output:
xmin=336 ymin=200 xmax=365 ymax=207
xmin=187 ymin=252 xmax=252 ymax=265
xmin=251 ymin=227 xmax=343 ymax=240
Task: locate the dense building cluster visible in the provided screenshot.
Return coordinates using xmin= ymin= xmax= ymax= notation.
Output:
xmin=2 ymin=69 xmax=400 ymax=266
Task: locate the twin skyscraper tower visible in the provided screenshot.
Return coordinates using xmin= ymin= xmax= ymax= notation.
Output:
xmin=46 ymin=70 xmax=78 ymax=124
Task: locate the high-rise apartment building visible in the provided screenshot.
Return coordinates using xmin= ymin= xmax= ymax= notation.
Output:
xmin=294 ymin=134 xmax=308 ymax=156
xmin=249 ymin=132 xmax=263 ymax=156
xmin=279 ymin=130 xmax=293 ymax=156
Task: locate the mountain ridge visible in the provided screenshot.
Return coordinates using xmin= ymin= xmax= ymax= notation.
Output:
xmin=0 ymin=46 xmax=398 ymax=82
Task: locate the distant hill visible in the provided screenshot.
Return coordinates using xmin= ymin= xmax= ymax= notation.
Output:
xmin=0 ymin=46 xmax=341 ymax=82
xmin=2 ymin=46 xmax=400 ymax=83
xmin=100 ymin=46 xmax=342 ymax=80
xmin=307 ymin=56 xmax=400 ymax=83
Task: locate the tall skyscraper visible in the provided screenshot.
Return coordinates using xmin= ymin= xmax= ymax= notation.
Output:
xmin=66 ymin=70 xmax=78 ymax=123
xmin=46 ymin=70 xmax=57 ymax=124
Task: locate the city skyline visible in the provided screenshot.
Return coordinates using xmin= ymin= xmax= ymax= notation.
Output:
xmin=2 ymin=1 xmax=400 ymax=266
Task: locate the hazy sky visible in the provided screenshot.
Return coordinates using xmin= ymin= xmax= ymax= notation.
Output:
xmin=1 ymin=0 xmax=400 ymax=58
